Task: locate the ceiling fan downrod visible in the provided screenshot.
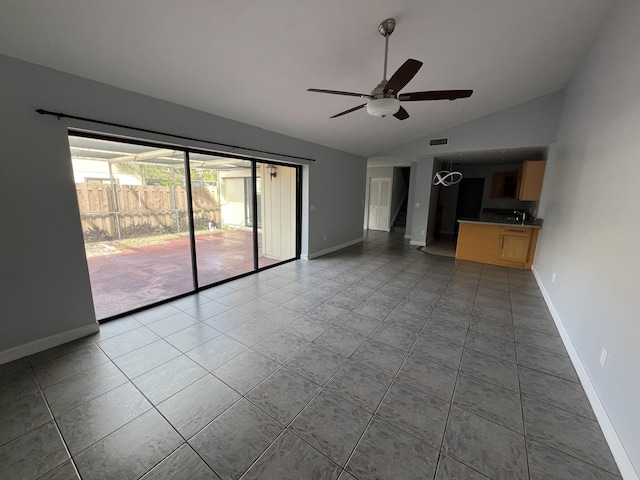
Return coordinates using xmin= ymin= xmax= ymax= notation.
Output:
xmin=379 ymin=18 xmax=396 ymax=82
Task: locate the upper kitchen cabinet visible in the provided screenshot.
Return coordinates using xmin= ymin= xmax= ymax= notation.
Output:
xmin=517 ymin=160 xmax=546 ymax=200
xmin=490 ymin=170 xmax=519 ymax=198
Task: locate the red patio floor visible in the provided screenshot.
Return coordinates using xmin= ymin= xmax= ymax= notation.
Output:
xmin=86 ymin=230 xmax=281 ymax=320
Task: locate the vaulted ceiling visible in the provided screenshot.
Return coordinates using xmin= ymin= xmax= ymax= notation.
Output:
xmin=0 ymin=0 xmax=617 ymax=156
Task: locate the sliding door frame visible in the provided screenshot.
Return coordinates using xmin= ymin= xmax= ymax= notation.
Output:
xmin=68 ymin=130 xmax=302 ymax=323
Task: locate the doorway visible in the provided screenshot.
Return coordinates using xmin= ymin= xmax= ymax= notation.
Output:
xmin=454 ymin=178 xmax=485 ymax=237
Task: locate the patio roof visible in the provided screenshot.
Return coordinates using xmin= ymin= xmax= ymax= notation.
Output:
xmin=69 ymin=136 xmax=249 ymax=171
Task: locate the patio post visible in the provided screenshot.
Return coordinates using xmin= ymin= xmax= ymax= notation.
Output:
xmin=107 ymin=160 xmax=122 ymax=240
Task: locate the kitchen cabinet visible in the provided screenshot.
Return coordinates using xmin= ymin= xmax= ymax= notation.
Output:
xmin=455 ymin=221 xmax=540 ymax=269
xmin=490 ymin=170 xmax=519 ymax=198
xmin=517 ymin=161 xmax=546 ymax=201
xmin=454 ymin=222 xmax=500 ymax=264
xmin=499 ymin=226 xmax=533 ymax=263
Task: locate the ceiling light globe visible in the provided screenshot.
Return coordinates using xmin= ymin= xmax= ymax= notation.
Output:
xmin=367 ymin=98 xmax=401 ymax=117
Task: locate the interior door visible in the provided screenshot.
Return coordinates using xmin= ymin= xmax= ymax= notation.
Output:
xmin=368 ymin=177 xmax=391 ymax=231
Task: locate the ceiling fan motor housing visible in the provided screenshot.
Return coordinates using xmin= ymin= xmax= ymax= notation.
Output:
xmin=368 ymin=80 xmax=400 ymax=117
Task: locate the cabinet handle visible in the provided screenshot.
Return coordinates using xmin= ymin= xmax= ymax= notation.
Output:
xmin=500 ymin=237 xmax=504 ymax=249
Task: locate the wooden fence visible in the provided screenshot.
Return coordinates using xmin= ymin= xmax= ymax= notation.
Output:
xmin=76 ymin=183 xmax=220 ymax=239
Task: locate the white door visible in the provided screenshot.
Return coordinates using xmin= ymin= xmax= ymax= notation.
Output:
xmin=368 ymin=178 xmax=391 ymax=231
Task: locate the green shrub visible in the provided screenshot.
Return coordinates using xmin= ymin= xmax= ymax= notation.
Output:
xmin=83 ymin=226 xmax=112 ymax=243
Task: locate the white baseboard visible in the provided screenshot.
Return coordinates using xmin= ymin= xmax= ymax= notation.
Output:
xmin=0 ymin=322 xmax=100 ymax=365
xmin=302 ymin=237 xmax=364 ymax=260
xmin=409 ymin=240 xmax=426 ymax=247
xmin=531 ymin=267 xmax=639 ymax=480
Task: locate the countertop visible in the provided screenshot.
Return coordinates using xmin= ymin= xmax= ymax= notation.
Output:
xmin=457 ymin=217 xmax=543 ymax=229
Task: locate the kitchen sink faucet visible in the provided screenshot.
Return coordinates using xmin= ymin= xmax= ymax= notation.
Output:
xmin=514 ymin=210 xmax=526 ymax=225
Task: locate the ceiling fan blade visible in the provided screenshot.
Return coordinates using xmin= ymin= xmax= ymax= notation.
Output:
xmin=399 ymin=90 xmax=473 ymax=101
xmin=330 ymin=103 xmax=367 ymax=118
xmin=384 ymin=59 xmax=423 ymax=94
xmin=308 ymin=89 xmax=371 ymax=99
xmin=394 ymin=106 xmax=410 ymax=120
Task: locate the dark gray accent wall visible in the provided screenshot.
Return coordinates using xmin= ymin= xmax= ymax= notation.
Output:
xmin=0 ymin=55 xmax=366 ymax=356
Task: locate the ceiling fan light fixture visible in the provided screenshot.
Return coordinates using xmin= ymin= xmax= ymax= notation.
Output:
xmin=307 ymin=18 xmax=472 ymax=120
xmin=367 ymin=98 xmax=401 ymax=117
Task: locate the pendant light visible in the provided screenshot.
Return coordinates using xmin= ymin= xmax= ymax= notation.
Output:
xmin=432 ymin=158 xmax=462 ymax=186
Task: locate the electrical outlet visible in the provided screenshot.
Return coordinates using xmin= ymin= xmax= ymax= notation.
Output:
xmin=600 ymin=347 xmax=608 ymax=367
xmin=552 ymin=273 xmax=556 ymax=283
xmin=323 ymin=234 xmax=327 ymax=241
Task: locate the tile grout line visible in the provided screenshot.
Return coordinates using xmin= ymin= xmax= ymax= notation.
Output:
xmin=338 ymin=258 xmax=458 ymax=479
xmin=433 ymin=260 xmax=479 ymax=479
xmin=27 ymin=360 xmax=83 ymax=480
xmin=510 ymin=269 xmax=533 ymax=480
xmin=93 ymin=339 xmax=240 ymax=480
xmin=233 ymin=253 xmax=419 ymax=480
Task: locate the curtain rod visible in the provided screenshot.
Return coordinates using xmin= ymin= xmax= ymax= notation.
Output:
xmin=35 ymin=109 xmax=316 ymax=163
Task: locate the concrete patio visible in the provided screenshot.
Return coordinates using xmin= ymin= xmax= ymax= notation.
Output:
xmin=86 ymin=229 xmax=282 ymax=320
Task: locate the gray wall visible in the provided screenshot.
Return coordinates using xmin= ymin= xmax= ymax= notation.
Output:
xmin=408 ymin=158 xmax=435 ymax=246
xmin=534 ymin=1 xmax=640 ymax=475
xmin=0 ymin=55 xmax=366 ymax=357
xmin=374 ymin=92 xmax=563 ymax=248
xmin=374 ymin=91 xmax=563 ymax=157
xmin=405 ymin=162 xmax=418 ymax=239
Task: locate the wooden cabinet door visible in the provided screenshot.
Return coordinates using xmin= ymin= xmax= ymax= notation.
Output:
xmin=517 ymin=161 xmax=546 ymax=200
xmin=456 ymin=222 xmax=539 ymax=269
xmin=455 ymin=223 xmax=501 ymax=263
xmin=490 ymin=171 xmax=518 ymax=198
xmin=499 ymin=235 xmax=531 ymax=263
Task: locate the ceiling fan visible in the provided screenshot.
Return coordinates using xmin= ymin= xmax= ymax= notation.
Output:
xmin=308 ymin=18 xmax=473 ymax=120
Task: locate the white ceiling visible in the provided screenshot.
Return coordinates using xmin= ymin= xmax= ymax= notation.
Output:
xmin=0 ymin=0 xmax=617 ymax=156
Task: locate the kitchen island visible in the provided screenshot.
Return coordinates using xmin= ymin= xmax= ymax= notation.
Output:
xmin=455 ymin=218 xmax=542 ymax=269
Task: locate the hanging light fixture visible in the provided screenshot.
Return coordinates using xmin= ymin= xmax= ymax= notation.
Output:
xmin=432 ymin=158 xmax=462 ymax=186
xmin=266 ymin=164 xmax=277 ymax=179
xmin=367 ymin=98 xmax=401 ymax=117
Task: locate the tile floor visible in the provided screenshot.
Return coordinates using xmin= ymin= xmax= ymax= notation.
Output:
xmin=0 ymin=230 xmax=621 ymax=479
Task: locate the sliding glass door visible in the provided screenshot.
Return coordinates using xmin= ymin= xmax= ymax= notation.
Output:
xmin=69 ymin=136 xmax=193 ymax=319
xmin=69 ymin=133 xmax=300 ymax=320
xmin=189 ymin=153 xmax=255 ymax=287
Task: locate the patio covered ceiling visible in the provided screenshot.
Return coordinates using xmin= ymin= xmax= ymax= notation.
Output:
xmin=69 ymin=136 xmax=249 ymax=170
